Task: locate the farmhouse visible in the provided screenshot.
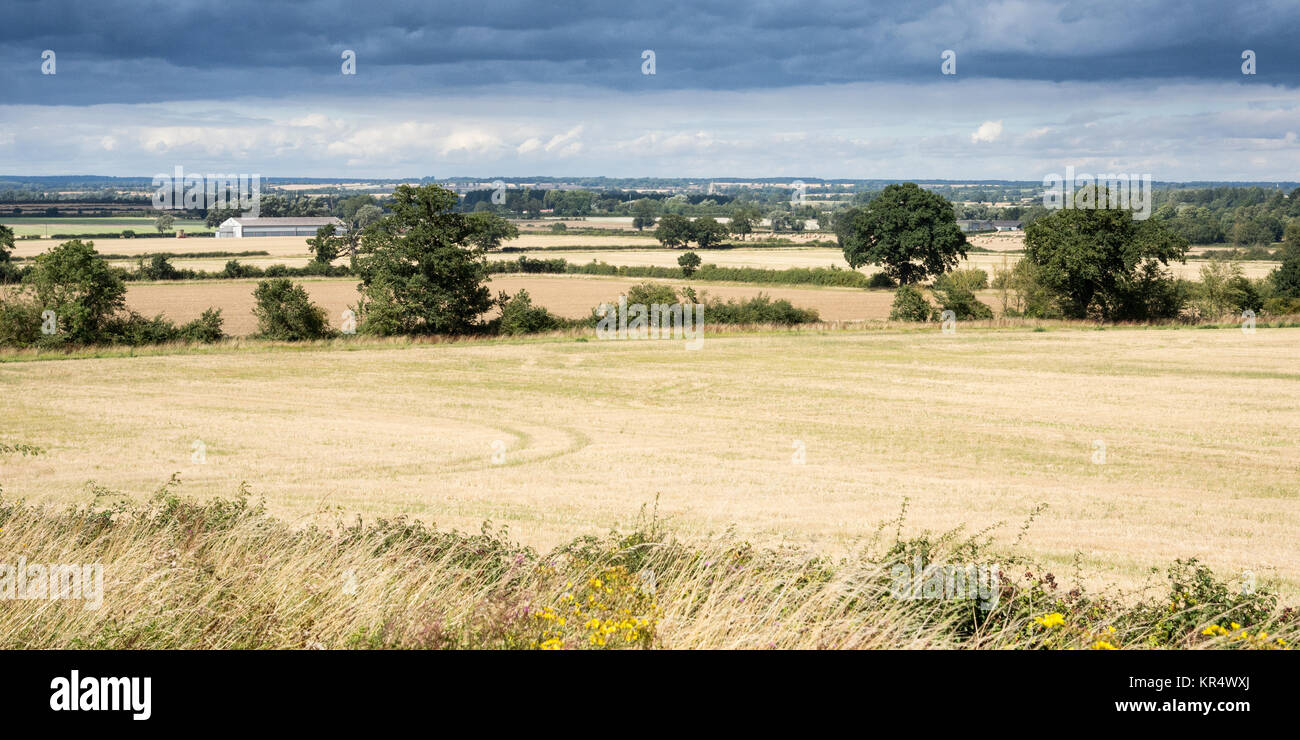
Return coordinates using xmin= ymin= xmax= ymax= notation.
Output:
xmin=216 ymin=216 xmax=345 ymax=238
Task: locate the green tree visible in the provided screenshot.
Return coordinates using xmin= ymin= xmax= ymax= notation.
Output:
xmin=253 ymin=279 xmax=333 ymax=340
xmin=1270 ymin=241 xmax=1300 ymax=299
xmin=691 ymin=217 xmax=728 ymax=249
xmin=1283 ymin=219 xmax=1300 ymax=249
xmin=337 ymin=193 xmax=377 ymax=221
xmin=678 ymin=251 xmax=702 ymax=278
xmin=654 ymin=213 xmax=693 ymax=248
xmin=465 ymin=210 xmax=520 ymax=250
xmin=354 ymin=184 xmax=494 ymax=336
xmin=23 ymin=240 xmax=126 ymax=344
xmin=631 ymin=199 xmax=658 ymax=231
xmin=0 ymin=224 xmax=13 ymax=262
xmin=154 ymin=213 xmax=175 ymax=234
xmin=205 ymin=206 xmax=242 ymax=228
xmin=1024 ymin=189 xmax=1188 ymax=319
xmin=354 ymin=204 xmax=384 ymax=230
xmin=767 ymin=210 xmax=793 ymax=233
xmin=307 ymin=224 xmax=342 ymax=263
xmin=728 ymin=207 xmax=759 ymax=240
xmin=836 ymin=183 xmax=967 ymax=284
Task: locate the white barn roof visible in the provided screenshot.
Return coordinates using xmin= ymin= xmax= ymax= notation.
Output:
xmin=222 ymin=217 xmax=344 ymax=227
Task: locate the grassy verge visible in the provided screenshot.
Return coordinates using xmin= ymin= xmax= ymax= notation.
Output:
xmin=0 ymin=483 xmax=1292 ymax=649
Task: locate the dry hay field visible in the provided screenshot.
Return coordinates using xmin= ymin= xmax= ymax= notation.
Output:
xmin=126 ymin=275 xmax=914 ymax=335
xmin=3 ymin=326 xmax=1298 ymax=598
xmin=14 ymin=233 xmax=1280 ymax=280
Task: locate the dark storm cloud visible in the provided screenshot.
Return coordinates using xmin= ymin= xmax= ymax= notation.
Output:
xmin=2 ymin=0 xmax=1298 ymax=105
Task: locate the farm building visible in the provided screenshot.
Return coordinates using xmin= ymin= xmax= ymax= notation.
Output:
xmin=216 ymin=216 xmax=345 ymax=238
xmin=957 ymin=219 xmax=1022 ymax=233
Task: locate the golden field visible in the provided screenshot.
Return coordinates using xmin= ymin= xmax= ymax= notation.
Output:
xmin=11 ymin=233 xmax=1282 ymax=280
xmin=3 ymin=325 xmax=1298 ymax=598
xmin=125 ymin=275 xmax=909 ymax=334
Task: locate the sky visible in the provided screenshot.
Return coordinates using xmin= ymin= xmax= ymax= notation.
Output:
xmin=1 ymin=0 xmax=1298 ymax=181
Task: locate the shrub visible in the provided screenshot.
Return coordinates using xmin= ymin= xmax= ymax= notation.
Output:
xmin=0 ymin=246 xmax=224 ymax=348
xmin=22 ymin=239 xmax=127 ymax=344
xmin=491 ymin=257 xmax=877 ymax=289
xmin=135 ymin=255 xmax=181 ymax=281
xmin=889 ymin=285 xmax=933 ymax=322
xmin=700 ymin=294 xmax=820 ymax=324
xmin=935 ymin=268 xmax=988 ymax=292
xmin=589 ymin=283 xmax=819 ymax=326
xmin=252 ymin=279 xmax=334 ymax=341
xmin=0 ymin=291 xmax=45 ymax=347
xmin=101 ymin=312 xmax=187 ymax=345
xmin=930 ymin=283 xmax=993 ymax=320
xmin=995 ymin=258 xmax=1062 ymax=318
xmin=1263 ymin=296 xmax=1300 ymax=316
xmin=624 ymin=281 xmax=681 ymax=307
xmin=179 ymin=308 xmax=226 ymax=343
xmin=100 ymin=308 xmax=225 ymax=346
xmin=488 ymin=256 xmax=567 ymax=274
xmin=867 ymin=272 xmax=897 ymax=289
xmin=496 ymin=289 xmax=565 ymax=335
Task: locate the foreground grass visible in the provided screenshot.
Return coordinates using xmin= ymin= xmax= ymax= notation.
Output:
xmin=0 ymin=484 xmax=1293 ymax=649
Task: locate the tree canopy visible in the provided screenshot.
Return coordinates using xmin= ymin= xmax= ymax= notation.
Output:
xmin=835 ymin=183 xmax=967 ymax=284
xmin=23 ymin=239 xmax=127 ymax=343
xmin=1023 ymin=188 xmax=1188 ymax=319
xmin=353 ymin=184 xmax=494 ymax=336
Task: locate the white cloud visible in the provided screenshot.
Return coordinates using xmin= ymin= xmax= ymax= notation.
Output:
xmin=971 ymin=120 xmax=1003 ymax=144
xmin=2 ymin=79 xmax=1299 ymax=179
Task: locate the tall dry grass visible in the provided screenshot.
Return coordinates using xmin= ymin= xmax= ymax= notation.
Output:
xmin=0 ymin=480 xmax=1293 ymax=650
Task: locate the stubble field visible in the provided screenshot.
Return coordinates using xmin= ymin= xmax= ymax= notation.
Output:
xmin=3 ymin=325 xmax=1298 ymax=598
xmin=10 ymin=232 xmax=1282 ymax=279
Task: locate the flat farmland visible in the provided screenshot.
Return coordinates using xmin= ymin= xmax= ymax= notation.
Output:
xmin=125 ymin=275 xmax=911 ymax=335
xmin=12 ymin=234 xmax=1281 ymax=280
xmin=1 ymin=217 xmax=211 ymax=237
xmin=8 ymin=235 xmax=305 ymax=260
xmin=3 ymin=326 xmax=1297 ymax=596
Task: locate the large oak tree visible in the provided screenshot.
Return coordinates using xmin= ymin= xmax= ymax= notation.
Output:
xmin=1024 ymin=188 xmax=1188 ymax=319
xmin=835 ymin=183 xmax=967 ymax=284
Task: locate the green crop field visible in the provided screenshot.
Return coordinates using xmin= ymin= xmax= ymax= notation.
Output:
xmin=1 ymin=216 xmax=212 ymax=237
